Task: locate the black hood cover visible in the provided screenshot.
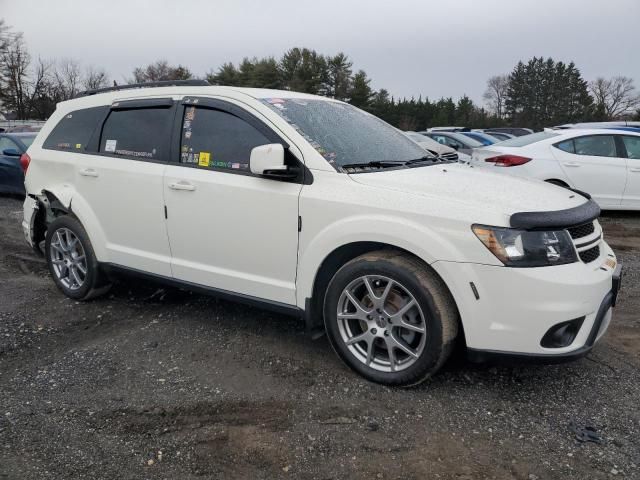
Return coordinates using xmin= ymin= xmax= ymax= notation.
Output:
xmin=510 ymin=199 xmax=601 ymax=230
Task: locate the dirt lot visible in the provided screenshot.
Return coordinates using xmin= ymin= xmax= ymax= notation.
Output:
xmin=0 ymin=195 xmax=638 ymax=480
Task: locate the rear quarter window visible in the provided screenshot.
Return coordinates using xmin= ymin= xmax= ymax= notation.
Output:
xmin=43 ymin=106 xmax=107 ymax=151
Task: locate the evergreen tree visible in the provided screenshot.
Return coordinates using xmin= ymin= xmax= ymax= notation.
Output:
xmin=207 ymin=62 xmax=240 ymax=86
xmin=326 ymin=52 xmax=352 ymax=100
xmin=505 ymin=57 xmax=592 ymax=129
xmin=348 ymin=70 xmax=373 ymax=109
xmin=279 ymin=47 xmax=327 ymax=94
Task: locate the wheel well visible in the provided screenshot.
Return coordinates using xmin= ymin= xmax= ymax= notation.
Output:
xmin=305 ymin=242 xmax=463 ymax=341
xmin=30 ymin=190 xmax=73 ymax=254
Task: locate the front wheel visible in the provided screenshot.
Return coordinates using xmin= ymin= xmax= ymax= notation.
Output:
xmin=323 ymin=251 xmax=459 ymax=386
xmin=45 ymin=216 xmax=110 ymax=300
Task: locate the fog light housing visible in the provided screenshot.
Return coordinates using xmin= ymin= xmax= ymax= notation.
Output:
xmin=541 ymin=317 xmax=585 ymax=348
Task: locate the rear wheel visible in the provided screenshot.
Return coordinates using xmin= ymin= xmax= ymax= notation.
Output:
xmin=324 ymin=251 xmax=458 ymax=386
xmin=45 ymin=216 xmax=110 ymax=300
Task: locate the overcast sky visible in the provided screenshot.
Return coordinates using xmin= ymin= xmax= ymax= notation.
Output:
xmin=2 ymin=0 xmax=638 ymax=103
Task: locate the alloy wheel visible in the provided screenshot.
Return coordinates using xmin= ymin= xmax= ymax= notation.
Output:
xmin=336 ymin=275 xmax=427 ymax=372
xmin=49 ymin=227 xmax=88 ymax=291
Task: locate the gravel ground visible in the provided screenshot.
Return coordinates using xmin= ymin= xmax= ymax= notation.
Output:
xmin=0 ymin=195 xmax=638 ymax=480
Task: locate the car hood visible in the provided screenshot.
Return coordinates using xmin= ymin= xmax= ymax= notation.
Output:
xmin=348 ymin=163 xmax=587 ymax=219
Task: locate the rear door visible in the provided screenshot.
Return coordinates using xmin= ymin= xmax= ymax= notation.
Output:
xmin=163 ymin=97 xmax=303 ymax=305
xmin=71 ymin=99 xmax=174 ymax=276
xmin=620 ymin=135 xmax=640 ymax=208
xmin=551 ymin=134 xmax=627 ymax=207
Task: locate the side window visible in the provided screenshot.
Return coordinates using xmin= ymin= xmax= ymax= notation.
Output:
xmin=99 ymin=107 xmax=173 ymax=161
xmin=555 ymin=139 xmax=575 ymax=154
xmin=622 ymin=136 xmax=640 ymax=159
xmin=180 ymin=106 xmax=272 ymax=172
xmin=573 ymin=135 xmax=616 ymax=158
xmin=43 ymin=106 xmax=107 ymax=151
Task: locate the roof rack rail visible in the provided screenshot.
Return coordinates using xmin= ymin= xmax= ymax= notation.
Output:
xmin=76 ymin=79 xmax=211 ymax=98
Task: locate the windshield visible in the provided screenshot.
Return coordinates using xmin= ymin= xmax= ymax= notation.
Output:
xmin=498 ymin=131 xmax=558 ymax=147
xmin=260 ymin=98 xmax=427 ymax=168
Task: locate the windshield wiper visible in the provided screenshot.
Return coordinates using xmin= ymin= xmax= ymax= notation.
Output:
xmin=404 ymin=156 xmax=438 ymax=166
xmin=340 ymin=160 xmax=405 ymax=170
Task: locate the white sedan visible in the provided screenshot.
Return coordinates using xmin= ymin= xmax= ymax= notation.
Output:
xmin=471 ymin=129 xmax=640 ymax=210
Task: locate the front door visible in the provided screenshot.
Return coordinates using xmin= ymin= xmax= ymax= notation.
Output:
xmin=621 ymin=135 xmax=640 ymax=208
xmin=163 ymin=98 xmax=302 ymax=305
xmin=552 ymin=134 xmax=627 ymax=207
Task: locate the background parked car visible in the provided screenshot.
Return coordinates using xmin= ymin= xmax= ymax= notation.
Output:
xmin=552 ymin=121 xmax=640 ymax=130
xmin=470 ymin=129 xmax=640 ymax=210
xmin=483 ymin=127 xmax=534 ymax=137
xmin=420 ymin=131 xmax=484 ymax=156
xmin=474 ymin=130 xmax=514 ymax=141
xmin=460 ymin=131 xmax=500 ymax=146
xmin=0 ymin=132 xmax=36 ymax=195
xmin=404 ymin=131 xmax=469 ymax=162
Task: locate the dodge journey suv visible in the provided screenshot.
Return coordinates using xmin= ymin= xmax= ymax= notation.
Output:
xmin=22 ymin=81 xmax=622 ymax=386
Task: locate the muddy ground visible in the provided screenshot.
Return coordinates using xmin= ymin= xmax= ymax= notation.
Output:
xmin=0 ymin=195 xmax=638 ymax=480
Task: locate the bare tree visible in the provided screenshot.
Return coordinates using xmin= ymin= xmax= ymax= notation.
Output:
xmin=83 ymin=65 xmax=109 ymax=91
xmin=51 ymin=58 xmax=83 ymax=100
xmin=132 ymin=60 xmax=193 ymax=83
xmin=589 ymin=76 xmax=640 ymax=119
xmin=483 ymin=74 xmax=509 ymax=119
xmin=0 ymin=32 xmax=31 ymax=118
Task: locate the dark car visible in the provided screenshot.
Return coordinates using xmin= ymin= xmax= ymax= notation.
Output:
xmin=484 ymin=127 xmax=533 ymax=137
xmin=0 ymin=132 xmax=36 ymax=195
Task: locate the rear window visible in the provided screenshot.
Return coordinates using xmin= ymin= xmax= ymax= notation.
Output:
xmin=43 ymin=106 xmax=107 ymax=151
xmin=99 ymin=107 xmax=173 ymax=160
xmin=498 ymin=131 xmax=558 ymax=147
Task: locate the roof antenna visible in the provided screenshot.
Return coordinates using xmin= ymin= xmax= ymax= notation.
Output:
xmin=113 ymin=80 xmax=118 ymax=87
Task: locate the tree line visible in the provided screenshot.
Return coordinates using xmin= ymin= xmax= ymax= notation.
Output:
xmin=1 ymin=19 xmax=639 ymax=130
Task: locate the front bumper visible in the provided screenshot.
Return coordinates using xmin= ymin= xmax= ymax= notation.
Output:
xmin=431 ymin=240 xmax=620 ymax=358
xmin=467 ymin=279 xmax=619 ymax=364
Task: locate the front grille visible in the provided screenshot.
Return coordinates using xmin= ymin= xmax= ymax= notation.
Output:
xmin=568 ymin=222 xmax=595 ymax=240
xmin=579 ymin=245 xmax=600 ymax=263
xmin=440 ymin=152 xmax=458 ymax=161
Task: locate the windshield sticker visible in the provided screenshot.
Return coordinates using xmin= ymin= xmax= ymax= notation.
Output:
xmin=184 ymin=130 xmax=192 ymax=140
xmin=75 ymin=143 xmax=82 ymax=149
xmin=198 ymin=152 xmax=211 ymax=167
xmin=57 ymin=143 xmax=71 ymax=149
xmin=185 ymin=107 xmax=196 ymax=121
xmin=105 ymin=139 xmax=117 ymax=152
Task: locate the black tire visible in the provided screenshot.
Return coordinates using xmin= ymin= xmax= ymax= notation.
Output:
xmin=323 ymin=251 xmax=459 ymax=387
xmin=546 ymin=179 xmax=570 ymax=188
xmin=44 ymin=215 xmax=110 ymax=301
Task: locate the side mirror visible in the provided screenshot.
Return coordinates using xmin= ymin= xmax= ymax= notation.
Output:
xmin=450 ymin=144 xmax=459 ymax=151
xmin=2 ymin=148 xmax=21 ymax=157
xmin=250 ymin=143 xmax=297 ymax=179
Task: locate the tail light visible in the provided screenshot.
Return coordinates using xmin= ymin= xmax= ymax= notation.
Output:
xmin=20 ymin=153 xmax=31 ymax=173
xmin=484 ymin=154 xmax=531 ymax=167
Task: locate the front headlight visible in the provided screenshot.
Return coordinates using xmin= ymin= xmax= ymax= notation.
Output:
xmin=472 ymin=225 xmax=577 ymax=267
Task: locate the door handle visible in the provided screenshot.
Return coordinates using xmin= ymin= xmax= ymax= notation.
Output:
xmin=563 ymin=162 xmax=581 ymax=167
xmin=630 ymin=167 xmax=640 ymax=173
xmin=79 ymin=168 xmax=99 ymax=177
xmin=168 ymin=181 xmax=196 ymax=191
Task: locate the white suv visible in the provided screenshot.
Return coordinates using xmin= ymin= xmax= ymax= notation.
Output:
xmin=21 ymin=82 xmax=622 ymax=386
